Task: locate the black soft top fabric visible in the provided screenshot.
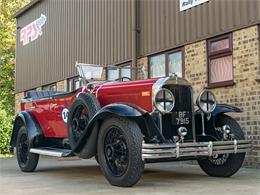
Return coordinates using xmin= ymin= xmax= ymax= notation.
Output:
xmin=25 ymin=89 xmax=78 ymax=100
xmin=26 ymin=91 xmax=58 ymax=99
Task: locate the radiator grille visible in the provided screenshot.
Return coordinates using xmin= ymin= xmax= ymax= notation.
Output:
xmin=161 ymin=85 xmax=193 ymax=141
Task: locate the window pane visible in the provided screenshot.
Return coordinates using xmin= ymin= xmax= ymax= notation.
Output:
xmin=107 ymin=69 xmax=119 ymax=80
xmin=210 ymin=38 xmax=230 ymax=53
xmin=74 ymin=80 xmax=81 ymax=90
xmin=168 ymin=51 xmax=183 ymax=77
xmin=121 ymin=65 xmax=131 ymax=78
xmin=150 ymin=54 xmax=166 ymax=78
xmin=50 ymin=85 xmax=57 ymax=91
xmin=42 ymin=84 xmax=56 ymax=91
xmin=210 ymin=55 xmax=233 ymax=83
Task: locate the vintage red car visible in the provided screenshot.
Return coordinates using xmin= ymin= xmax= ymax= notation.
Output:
xmin=10 ymin=64 xmax=252 ymax=187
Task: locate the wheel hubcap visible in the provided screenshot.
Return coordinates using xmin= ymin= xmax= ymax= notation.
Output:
xmin=209 ymin=153 xmax=229 ymax=165
xmin=104 ymin=127 xmax=129 ymax=177
xmin=71 ymin=105 xmax=89 ymax=142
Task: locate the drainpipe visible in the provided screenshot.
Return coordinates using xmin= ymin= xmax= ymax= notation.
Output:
xmin=131 ymin=0 xmax=137 ymax=80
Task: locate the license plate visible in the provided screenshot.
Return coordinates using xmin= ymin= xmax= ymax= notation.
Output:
xmin=172 ymin=111 xmax=191 ymax=126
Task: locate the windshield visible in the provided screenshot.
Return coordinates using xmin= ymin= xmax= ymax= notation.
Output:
xmin=76 ymin=63 xmax=104 ymax=80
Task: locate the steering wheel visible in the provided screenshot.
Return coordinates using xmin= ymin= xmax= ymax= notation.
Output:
xmin=114 ymin=77 xmax=132 ymax=82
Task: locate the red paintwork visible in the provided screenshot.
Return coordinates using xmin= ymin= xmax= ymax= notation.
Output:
xmin=21 ymin=78 xmax=158 ymax=138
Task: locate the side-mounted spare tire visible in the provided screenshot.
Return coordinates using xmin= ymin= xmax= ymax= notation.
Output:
xmin=68 ymin=93 xmax=101 ymax=159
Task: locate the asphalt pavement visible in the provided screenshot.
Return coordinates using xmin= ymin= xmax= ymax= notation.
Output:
xmin=0 ymin=157 xmax=259 ymax=195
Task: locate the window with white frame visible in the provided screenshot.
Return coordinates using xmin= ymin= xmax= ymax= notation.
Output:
xmin=107 ymin=63 xmax=131 ymax=81
xmin=149 ymin=49 xmax=184 ymax=78
xmin=42 ymin=83 xmax=57 ymax=91
xmin=68 ymin=77 xmax=82 ymax=91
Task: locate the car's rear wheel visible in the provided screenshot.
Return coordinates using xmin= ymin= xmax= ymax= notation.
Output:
xmin=197 ymin=114 xmax=245 ymax=177
xmin=16 ymin=126 xmax=39 ymax=172
xmin=97 ymin=117 xmax=144 ymax=187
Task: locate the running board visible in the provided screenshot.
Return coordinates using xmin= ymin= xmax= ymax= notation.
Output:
xmin=30 ymin=147 xmax=73 ymax=157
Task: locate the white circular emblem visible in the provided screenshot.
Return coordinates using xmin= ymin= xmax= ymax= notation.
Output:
xmin=62 ymin=108 xmax=69 ymax=123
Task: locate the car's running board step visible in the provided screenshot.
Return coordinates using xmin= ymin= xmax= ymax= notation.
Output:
xmin=30 ymin=147 xmax=73 ymax=157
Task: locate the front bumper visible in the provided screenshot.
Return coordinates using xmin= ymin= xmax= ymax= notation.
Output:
xmin=142 ymin=140 xmax=252 ymax=160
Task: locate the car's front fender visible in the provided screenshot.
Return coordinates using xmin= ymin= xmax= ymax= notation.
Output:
xmin=211 ymin=104 xmax=242 ymax=116
xmin=195 ymin=104 xmax=242 ymax=141
xmin=73 ymin=103 xmax=165 ymax=158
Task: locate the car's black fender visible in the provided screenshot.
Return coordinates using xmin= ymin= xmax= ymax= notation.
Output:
xmin=10 ymin=111 xmax=42 ymax=153
xmin=195 ymin=104 xmax=242 ymax=140
xmin=73 ymin=103 xmax=165 ymax=157
xmin=211 ymin=104 xmax=242 ymax=116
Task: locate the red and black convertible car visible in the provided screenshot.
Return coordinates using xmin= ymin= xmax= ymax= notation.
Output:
xmin=10 ymin=64 xmax=252 ymax=187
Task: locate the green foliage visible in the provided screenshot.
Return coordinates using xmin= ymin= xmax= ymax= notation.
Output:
xmin=0 ymin=108 xmax=13 ymax=154
xmin=0 ymin=0 xmax=30 ymax=154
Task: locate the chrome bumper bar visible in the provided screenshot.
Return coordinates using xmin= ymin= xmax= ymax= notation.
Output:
xmin=142 ymin=140 xmax=252 ymax=160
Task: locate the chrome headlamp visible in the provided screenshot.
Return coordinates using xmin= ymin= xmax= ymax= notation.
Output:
xmin=196 ymin=90 xmax=217 ymax=114
xmin=154 ymin=88 xmax=175 ymax=114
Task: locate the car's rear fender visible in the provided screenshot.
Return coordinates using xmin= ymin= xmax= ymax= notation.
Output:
xmin=73 ymin=103 xmax=165 ymax=157
xmin=10 ymin=111 xmax=42 ymax=153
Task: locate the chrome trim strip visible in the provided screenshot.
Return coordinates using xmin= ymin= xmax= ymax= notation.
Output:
xmin=176 ymin=142 xmax=180 ymax=158
xmin=142 ymin=140 xmax=252 ymax=160
xmin=30 ymin=148 xmax=72 ymax=157
xmin=190 ymin=87 xmax=196 ymax=142
xmin=208 ymin=141 xmax=213 ymax=156
xmin=201 ymin=112 xmax=206 ymax=136
xmin=234 ymin=139 xmax=238 ymax=154
xmin=152 ymin=77 xmax=169 ymax=111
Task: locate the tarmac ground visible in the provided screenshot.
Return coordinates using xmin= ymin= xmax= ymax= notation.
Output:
xmin=0 ymin=157 xmax=259 ymax=195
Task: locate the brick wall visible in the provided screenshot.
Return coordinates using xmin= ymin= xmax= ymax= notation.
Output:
xmin=15 ymin=92 xmax=24 ymax=115
xmin=137 ymin=57 xmax=148 ymax=80
xmin=184 ymin=25 xmax=260 ymax=168
xmin=57 ymin=80 xmax=67 ymax=91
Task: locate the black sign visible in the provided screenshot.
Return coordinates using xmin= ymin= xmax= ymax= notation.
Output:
xmin=172 ymin=111 xmax=191 ymax=126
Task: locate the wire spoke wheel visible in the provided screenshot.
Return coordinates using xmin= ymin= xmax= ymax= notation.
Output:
xmin=68 ymin=93 xmax=101 ymax=158
xmin=18 ymin=133 xmax=29 ymax=166
xmin=208 ymin=154 xmax=230 ymax=165
xmin=104 ymin=127 xmax=129 ymax=177
xmin=16 ymin=126 xmax=39 ymax=172
xmin=197 ymin=114 xmax=246 ymax=177
xmin=71 ymin=105 xmax=89 ymax=142
xmin=98 ymin=117 xmax=144 ymax=187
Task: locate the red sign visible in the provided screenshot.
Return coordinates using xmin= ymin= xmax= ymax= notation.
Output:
xmin=20 ymin=14 xmax=47 ymax=46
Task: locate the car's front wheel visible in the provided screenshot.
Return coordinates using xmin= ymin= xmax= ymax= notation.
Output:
xmin=97 ymin=117 xmax=144 ymax=187
xmin=16 ymin=126 xmax=39 ymax=172
xmin=197 ymin=114 xmax=245 ymax=177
